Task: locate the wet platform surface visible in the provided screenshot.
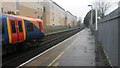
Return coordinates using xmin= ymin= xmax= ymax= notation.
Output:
xmin=23 ymin=28 xmax=96 ymax=66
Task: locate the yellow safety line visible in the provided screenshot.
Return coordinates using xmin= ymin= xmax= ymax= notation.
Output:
xmin=48 ymin=51 xmax=64 ymax=67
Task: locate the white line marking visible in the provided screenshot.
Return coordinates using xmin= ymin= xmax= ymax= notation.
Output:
xmin=17 ymin=30 xmax=82 ymax=68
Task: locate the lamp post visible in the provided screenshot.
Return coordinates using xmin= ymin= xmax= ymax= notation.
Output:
xmin=95 ymin=6 xmax=98 ymax=31
xmin=88 ymin=5 xmax=98 ymax=31
xmin=118 ymin=1 xmax=120 ymax=7
xmin=95 ymin=6 xmax=99 ymax=64
xmin=88 ymin=4 xmax=99 ymax=65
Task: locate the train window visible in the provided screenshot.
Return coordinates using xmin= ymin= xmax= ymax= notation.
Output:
xmin=18 ymin=21 xmax=23 ymax=32
xmin=0 ymin=23 xmax=4 ymax=34
xmin=10 ymin=20 xmax=16 ymax=33
xmin=26 ymin=23 xmax=33 ymax=32
xmin=38 ymin=22 xmax=41 ymax=30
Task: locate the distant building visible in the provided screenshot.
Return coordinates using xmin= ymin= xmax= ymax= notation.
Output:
xmin=66 ymin=11 xmax=77 ymax=27
xmin=43 ymin=0 xmax=66 ymax=26
xmin=72 ymin=16 xmax=77 ymax=27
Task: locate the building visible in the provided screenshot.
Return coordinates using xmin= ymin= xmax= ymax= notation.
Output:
xmin=1 ymin=0 xmax=44 ymax=19
xmin=43 ymin=0 xmax=78 ymax=27
xmin=66 ymin=11 xmax=73 ymax=26
xmin=19 ymin=1 xmax=43 ymax=19
xmin=0 ymin=2 xmax=17 ymax=14
xmin=72 ymin=16 xmax=77 ymax=26
xmin=43 ymin=0 xmax=66 ymax=26
xmin=1 ymin=0 xmax=78 ymax=27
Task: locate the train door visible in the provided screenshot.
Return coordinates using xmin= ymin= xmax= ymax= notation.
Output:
xmin=16 ymin=19 xmax=24 ymax=42
xmin=9 ymin=18 xmax=24 ymax=44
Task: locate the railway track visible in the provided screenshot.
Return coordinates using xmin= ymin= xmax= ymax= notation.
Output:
xmin=2 ymin=27 xmax=84 ymax=68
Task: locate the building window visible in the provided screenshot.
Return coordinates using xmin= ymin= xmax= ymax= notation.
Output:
xmin=43 ymin=7 xmax=45 ymax=12
xmin=53 ymin=17 xmax=54 ymax=21
xmin=52 ymin=23 xmax=55 ymax=26
xmin=26 ymin=23 xmax=33 ymax=32
xmin=41 ymin=9 xmax=43 ymax=12
xmin=38 ymin=8 xmax=39 ymax=11
xmin=1 ymin=8 xmax=3 ymax=13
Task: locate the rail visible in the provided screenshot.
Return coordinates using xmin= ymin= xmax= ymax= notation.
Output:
xmin=2 ymin=27 xmax=84 ymax=67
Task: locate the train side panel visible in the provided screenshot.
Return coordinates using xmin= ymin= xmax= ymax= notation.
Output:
xmin=24 ymin=19 xmax=44 ymax=41
xmin=1 ymin=14 xmax=11 ymax=45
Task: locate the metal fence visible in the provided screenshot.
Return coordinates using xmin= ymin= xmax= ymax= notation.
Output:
xmin=97 ymin=7 xmax=119 ymax=66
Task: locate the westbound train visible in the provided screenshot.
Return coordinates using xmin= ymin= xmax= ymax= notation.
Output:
xmin=0 ymin=14 xmax=44 ymax=46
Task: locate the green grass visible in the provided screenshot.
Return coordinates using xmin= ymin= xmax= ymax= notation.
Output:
xmin=44 ymin=28 xmax=68 ymax=34
xmin=44 ymin=26 xmax=71 ymax=34
xmin=97 ymin=43 xmax=111 ymax=66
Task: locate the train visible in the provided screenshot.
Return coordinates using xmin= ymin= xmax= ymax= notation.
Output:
xmin=0 ymin=14 xmax=44 ymax=46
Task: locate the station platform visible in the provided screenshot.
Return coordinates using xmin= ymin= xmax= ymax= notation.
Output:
xmin=20 ymin=28 xmax=96 ymax=67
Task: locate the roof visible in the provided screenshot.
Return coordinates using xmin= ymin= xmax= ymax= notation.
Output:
xmin=66 ymin=11 xmax=73 ymax=16
xmin=52 ymin=1 xmax=65 ymax=11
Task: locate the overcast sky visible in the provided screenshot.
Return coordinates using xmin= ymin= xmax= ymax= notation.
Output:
xmin=53 ymin=0 xmax=119 ymax=22
xmin=2 ymin=0 xmax=119 ymax=22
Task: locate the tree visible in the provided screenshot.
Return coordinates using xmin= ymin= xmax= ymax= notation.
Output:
xmin=84 ymin=10 xmax=95 ymax=27
xmin=77 ymin=17 xmax=82 ymax=28
xmin=93 ymin=0 xmax=111 ymax=18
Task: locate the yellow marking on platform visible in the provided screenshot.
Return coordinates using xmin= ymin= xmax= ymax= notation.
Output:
xmin=53 ymin=63 xmax=59 ymax=66
xmin=48 ymin=51 xmax=64 ymax=67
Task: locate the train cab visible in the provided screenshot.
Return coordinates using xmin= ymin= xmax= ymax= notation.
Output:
xmin=1 ymin=14 xmax=44 ymax=45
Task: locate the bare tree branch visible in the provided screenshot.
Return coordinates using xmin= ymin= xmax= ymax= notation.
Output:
xmin=93 ymin=0 xmax=111 ymax=18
